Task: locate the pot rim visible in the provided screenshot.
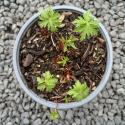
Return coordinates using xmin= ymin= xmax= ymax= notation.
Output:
xmin=13 ymin=6 xmax=113 ymax=109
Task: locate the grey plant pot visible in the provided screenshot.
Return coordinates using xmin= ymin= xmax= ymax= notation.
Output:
xmin=13 ymin=6 xmax=113 ymax=109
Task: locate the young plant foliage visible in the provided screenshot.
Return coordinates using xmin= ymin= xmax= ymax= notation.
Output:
xmin=39 ymin=7 xmax=61 ymax=32
xmin=64 ymin=96 xmax=71 ymax=104
xmin=67 ymin=81 xmax=89 ymax=102
xmin=73 ymin=10 xmax=100 ymax=41
xmin=59 ymin=35 xmax=78 ymax=52
xmin=57 ymin=56 xmax=69 ymax=66
xmin=37 ymin=71 xmax=58 ymax=92
xmin=50 ymin=109 xmax=60 ymax=121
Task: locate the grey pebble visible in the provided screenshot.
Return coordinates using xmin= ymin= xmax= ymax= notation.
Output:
xmin=18 ymin=5 xmax=24 ymax=12
xmin=9 ymin=3 xmax=18 ymax=9
xmin=114 ymin=116 xmax=121 ymax=125
xmin=94 ymin=1 xmax=100 ymax=8
xmin=84 ymin=2 xmax=89 ymax=9
xmin=4 ymin=1 xmax=10 ymax=6
xmin=102 ymin=91 xmax=109 ymax=98
xmin=66 ymin=110 xmax=73 ymax=120
xmin=106 ymin=99 xmax=117 ymax=103
xmin=0 ymin=46 xmax=3 ymax=53
xmin=0 ymin=103 xmax=5 ymax=109
xmin=118 ymin=11 xmax=125 ymax=18
xmin=110 ymin=30 xmax=116 ymax=37
xmin=119 ymin=33 xmax=125 ymax=39
xmin=23 ymin=118 xmax=29 ymax=124
xmin=18 ymin=0 xmax=26 ymax=5
xmin=81 ymin=118 xmax=87 ymax=125
xmin=117 ymin=88 xmax=124 ymax=94
xmin=33 ymin=118 xmax=42 ymax=125
xmin=58 ymin=110 xmax=65 ymax=119
xmin=75 ymin=118 xmax=81 ymax=125
xmin=21 ymin=112 xmax=30 ymax=118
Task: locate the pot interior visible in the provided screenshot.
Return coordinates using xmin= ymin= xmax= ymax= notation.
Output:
xmin=15 ymin=7 xmax=111 ymax=109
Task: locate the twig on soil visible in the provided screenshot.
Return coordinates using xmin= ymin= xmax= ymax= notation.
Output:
xmin=54 ymin=32 xmax=59 ymax=39
xmin=27 ymin=32 xmax=40 ymax=43
xmin=71 ymin=76 xmax=78 ymax=82
xmin=82 ymin=44 xmax=90 ymax=60
xmin=62 ymin=92 xmax=67 ymax=96
xmin=97 ymin=37 xmax=105 ymax=44
xmin=51 ymin=96 xmax=62 ymax=99
xmin=85 ymin=75 xmax=92 ymax=93
xmin=51 ymin=33 xmax=56 ymax=48
xmin=76 ymin=63 xmax=80 ymax=69
xmin=53 ymin=90 xmax=59 ymax=96
xmin=97 ymin=58 xmax=102 ymax=65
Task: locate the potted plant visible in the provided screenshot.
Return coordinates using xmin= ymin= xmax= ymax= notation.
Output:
xmin=13 ymin=6 xmax=113 ymax=120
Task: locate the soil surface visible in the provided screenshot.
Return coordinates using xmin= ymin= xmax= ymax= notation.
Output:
xmin=19 ymin=11 xmax=107 ymax=102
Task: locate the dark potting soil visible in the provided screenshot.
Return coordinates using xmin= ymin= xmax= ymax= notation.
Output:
xmin=19 ymin=11 xmax=107 ymax=102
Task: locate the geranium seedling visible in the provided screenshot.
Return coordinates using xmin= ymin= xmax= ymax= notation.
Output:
xmin=64 ymin=96 xmax=71 ymax=104
xmin=67 ymin=80 xmax=89 ymax=102
xmin=73 ymin=10 xmax=100 ymax=41
xmin=37 ymin=71 xmax=58 ymax=92
xmin=59 ymin=35 xmax=78 ymax=52
xmin=50 ymin=109 xmax=60 ymax=121
xmin=39 ymin=7 xmax=62 ymax=32
xmin=57 ymin=56 xmax=69 ymax=66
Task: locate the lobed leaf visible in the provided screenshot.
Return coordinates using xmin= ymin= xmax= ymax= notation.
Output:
xmin=37 ymin=71 xmax=58 ymax=92
xmin=73 ymin=10 xmax=100 ymax=41
xmin=39 ymin=7 xmax=61 ymax=32
xmin=50 ymin=109 xmax=60 ymax=121
xmin=67 ymin=81 xmax=89 ymax=102
xmin=64 ymin=96 xmax=71 ymax=105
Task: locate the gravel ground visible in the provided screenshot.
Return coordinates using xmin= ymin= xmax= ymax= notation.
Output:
xmin=0 ymin=0 xmax=125 ymax=125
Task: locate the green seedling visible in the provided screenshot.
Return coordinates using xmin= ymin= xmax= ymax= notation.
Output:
xmin=64 ymin=96 xmax=71 ymax=105
xmin=73 ymin=10 xmax=100 ymax=41
xmin=50 ymin=109 xmax=60 ymax=121
xmin=57 ymin=56 xmax=69 ymax=66
xmin=59 ymin=35 xmax=78 ymax=52
xmin=39 ymin=7 xmax=61 ymax=32
xmin=67 ymin=80 xmax=89 ymax=102
xmin=37 ymin=71 xmax=58 ymax=92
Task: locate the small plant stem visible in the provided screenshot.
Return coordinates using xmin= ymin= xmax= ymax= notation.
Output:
xmin=55 ymin=99 xmax=64 ymax=109
xmin=56 ymin=77 xmax=67 ymax=84
xmin=66 ymin=63 xmax=70 ymax=80
xmin=35 ymin=72 xmax=42 ymax=76
xmin=70 ymin=76 xmax=78 ymax=82
xmin=51 ymin=33 xmax=57 ymax=50
xmin=78 ymin=32 xmax=82 ymax=39
xmin=54 ymin=32 xmax=59 ymax=39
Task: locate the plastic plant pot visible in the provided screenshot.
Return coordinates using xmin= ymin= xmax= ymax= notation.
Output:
xmin=13 ymin=6 xmax=113 ymax=109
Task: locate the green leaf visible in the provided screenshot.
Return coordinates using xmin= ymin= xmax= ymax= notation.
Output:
xmin=37 ymin=83 xmax=46 ymax=90
xmin=46 ymin=85 xmax=53 ymax=92
xmin=57 ymin=56 xmax=69 ymax=66
xmin=59 ymin=35 xmax=77 ymax=52
xmin=69 ymin=42 xmax=76 ymax=49
xmin=67 ymin=81 xmax=89 ymax=102
xmin=63 ymin=44 xmax=67 ymax=52
xmin=39 ymin=7 xmax=61 ymax=32
xmin=37 ymin=71 xmax=58 ymax=92
xmin=37 ymin=77 xmax=45 ymax=84
xmin=49 ymin=78 xmax=58 ymax=84
xmin=64 ymin=96 xmax=71 ymax=105
xmin=73 ymin=10 xmax=100 ymax=41
xmin=50 ymin=109 xmax=60 ymax=121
